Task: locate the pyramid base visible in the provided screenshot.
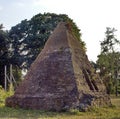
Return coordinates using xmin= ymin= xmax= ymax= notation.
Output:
xmin=5 ymin=95 xmax=79 ymax=111
xmin=5 ymin=92 xmax=111 ymax=112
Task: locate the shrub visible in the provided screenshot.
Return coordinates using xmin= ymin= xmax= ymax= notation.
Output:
xmin=0 ymin=85 xmax=14 ymax=106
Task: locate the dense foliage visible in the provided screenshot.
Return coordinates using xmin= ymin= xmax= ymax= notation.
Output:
xmin=0 ymin=25 xmax=10 ymax=87
xmin=97 ymin=27 xmax=120 ymax=94
xmin=0 ymin=85 xmax=14 ymax=106
xmin=9 ymin=13 xmax=85 ymax=69
xmin=0 ymin=13 xmax=85 ymax=88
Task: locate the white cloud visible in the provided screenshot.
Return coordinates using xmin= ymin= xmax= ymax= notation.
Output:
xmin=0 ymin=6 xmax=3 ymax=11
xmin=1 ymin=0 xmax=120 ymax=61
xmin=13 ymin=2 xmax=25 ymax=7
xmin=30 ymin=0 xmax=120 ymax=61
xmin=32 ymin=0 xmax=43 ymax=6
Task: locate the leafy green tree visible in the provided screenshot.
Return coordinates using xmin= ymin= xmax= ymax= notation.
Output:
xmin=101 ymin=27 xmax=119 ymax=53
xmin=0 ymin=24 xmax=10 ymax=87
xmin=9 ymin=13 xmax=85 ymax=69
xmin=0 ymin=13 xmax=85 ymax=88
xmin=0 ymin=24 xmax=22 ymax=88
xmin=97 ymin=27 xmax=120 ymax=94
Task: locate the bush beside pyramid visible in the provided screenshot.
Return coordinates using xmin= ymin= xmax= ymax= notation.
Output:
xmin=6 ymin=22 xmax=111 ymax=111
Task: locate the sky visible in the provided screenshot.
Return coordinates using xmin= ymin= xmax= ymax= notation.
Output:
xmin=0 ymin=0 xmax=120 ymax=62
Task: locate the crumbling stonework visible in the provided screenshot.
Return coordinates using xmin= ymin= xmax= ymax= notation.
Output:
xmin=6 ymin=22 xmax=111 ymax=111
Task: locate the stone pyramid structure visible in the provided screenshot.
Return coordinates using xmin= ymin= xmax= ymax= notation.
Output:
xmin=6 ymin=22 xmax=111 ymax=111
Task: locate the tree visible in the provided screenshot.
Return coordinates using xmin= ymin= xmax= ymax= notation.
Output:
xmin=0 ymin=24 xmax=10 ymax=87
xmin=100 ymin=27 xmax=119 ymax=53
xmin=9 ymin=13 xmax=86 ymax=69
xmin=97 ymin=27 xmax=120 ymax=95
xmin=0 ymin=24 xmax=4 ymax=30
xmin=0 ymin=24 xmax=22 ymax=88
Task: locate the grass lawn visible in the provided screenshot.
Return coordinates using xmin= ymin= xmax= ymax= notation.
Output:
xmin=0 ymin=95 xmax=120 ymax=119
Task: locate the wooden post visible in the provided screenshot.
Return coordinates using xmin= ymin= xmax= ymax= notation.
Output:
xmin=10 ymin=64 xmax=12 ymax=83
xmin=115 ymin=68 xmax=118 ymax=97
xmin=4 ymin=65 xmax=7 ymax=91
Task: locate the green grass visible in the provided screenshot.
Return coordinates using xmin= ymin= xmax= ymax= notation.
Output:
xmin=1 ymin=104 xmax=120 ymax=119
xmin=0 ymin=87 xmax=120 ymax=119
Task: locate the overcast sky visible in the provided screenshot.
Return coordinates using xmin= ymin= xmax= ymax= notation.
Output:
xmin=0 ymin=0 xmax=120 ymax=62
